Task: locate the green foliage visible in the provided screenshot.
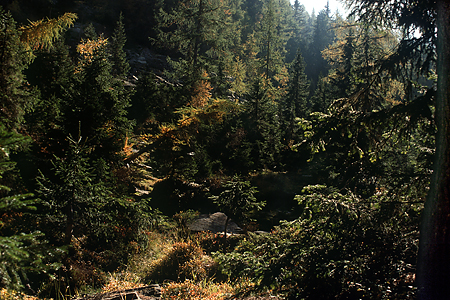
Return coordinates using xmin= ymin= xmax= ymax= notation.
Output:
xmin=130 ymin=72 xmax=188 ymax=133
xmin=36 ymin=136 xmax=110 ymax=245
xmin=36 ymin=135 xmax=157 ymax=264
xmin=295 ymin=87 xmax=434 ymax=197
xmin=215 ymin=185 xmax=420 ymax=299
xmin=110 ymin=12 xmax=130 ymax=79
xmin=280 ymin=50 xmax=310 ymax=143
xmin=209 ymin=176 xmax=264 ymax=229
xmin=0 ymin=7 xmax=39 ymax=130
xmin=239 ymin=76 xmax=283 ymax=170
xmin=0 ymin=125 xmax=62 ymax=291
xmin=257 ymin=0 xmax=288 ymax=84
xmin=0 ymin=2 xmax=439 ymax=298
xmin=70 ymin=32 xmax=132 ymax=162
xmin=305 ymin=4 xmax=334 ymax=90
xmin=155 ymin=0 xmax=239 ymax=94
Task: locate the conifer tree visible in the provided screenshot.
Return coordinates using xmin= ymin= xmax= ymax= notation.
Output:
xmin=18 ymin=12 xmax=77 ymax=52
xmin=36 ymin=136 xmax=110 ymax=246
xmin=281 ymin=50 xmax=309 ymax=141
xmin=0 ymin=8 xmax=38 ymax=129
xmin=110 ymin=12 xmax=130 ymax=79
xmin=322 ymin=20 xmax=400 ymax=112
xmin=155 ymin=0 xmax=238 ymax=99
xmin=309 ymin=74 xmax=335 ymax=112
xmin=209 ymin=175 xmax=264 ymax=238
xmin=257 ymin=0 xmax=288 ymax=86
xmin=26 ymin=36 xmax=76 ymax=152
xmin=306 ymin=3 xmax=334 ymax=90
xmin=67 ymin=28 xmax=132 ymax=163
xmin=243 ymin=76 xmax=282 ymax=169
xmin=0 ymin=125 xmax=59 ymax=291
xmin=0 ymin=8 xmax=76 ymax=130
xmin=285 ymin=0 xmax=307 ymax=63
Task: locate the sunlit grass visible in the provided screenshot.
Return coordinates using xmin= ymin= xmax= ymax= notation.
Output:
xmin=0 ymin=288 xmax=42 ymax=300
xmin=162 ymin=279 xmax=233 ymax=300
xmin=101 ymin=272 xmax=146 ymax=293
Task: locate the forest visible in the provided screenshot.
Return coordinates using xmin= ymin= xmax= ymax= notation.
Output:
xmin=0 ymin=0 xmax=448 ymax=299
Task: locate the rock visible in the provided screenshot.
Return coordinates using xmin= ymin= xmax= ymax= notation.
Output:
xmin=188 ymin=212 xmax=243 ymax=234
xmin=72 ymin=285 xmax=161 ymax=300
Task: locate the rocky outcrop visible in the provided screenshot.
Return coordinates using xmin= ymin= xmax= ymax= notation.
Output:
xmin=127 ymin=47 xmax=168 ymax=76
xmin=72 ymin=285 xmax=161 ymax=300
xmin=188 ymin=212 xmax=243 ymax=234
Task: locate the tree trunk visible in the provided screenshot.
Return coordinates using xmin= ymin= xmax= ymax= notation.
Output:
xmin=65 ymin=201 xmax=74 ymax=245
xmin=417 ymin=1 xmax=450 ymax=299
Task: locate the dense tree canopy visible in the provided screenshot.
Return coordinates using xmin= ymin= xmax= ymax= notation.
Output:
xmin=0 ymin=1 xmax=442 ymax=299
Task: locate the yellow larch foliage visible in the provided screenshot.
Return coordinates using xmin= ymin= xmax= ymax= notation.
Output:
xmin=190 ymin=71 xmax=212 ymax=108
xmin=274 ymin=65 xmax=289 ymax=94
xmin=226 ymin=56 xmax=247 ymax=96
xmin=122 ymin=136 xmax=134 ymax=158
xmin=76 ymin=37 xmax=109 ymax=64
xmin=0 ymin=289 xmax=41 ymax=300
xmin=19 ymin=12 xmax=78 ymax=51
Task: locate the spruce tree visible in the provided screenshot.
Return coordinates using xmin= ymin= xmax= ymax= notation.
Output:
xmin=281 ymin=50 xmax=309 ymax=141
xmin=322 ymin=21 xmax=399 ymax=112
xmin=67 ymin=30 xmax=132 ymax=163
xmin=306 ymin=4 xmax=334 ymax=90
xmin=155 ymin=0 xmax=238 ymax=100
xmin=257 ymin=0 xmax=288 ymax=87
xmin=0 ymin=125 xmax=58 ymax=291
xmin=309 ymin=74 xmax=335 ymax=112
xmin=0 ymin=8 xmax=38 ymax=130
xmin=36 ymin=136 xmax=109 ymax=246
xmin=25 ymin=36 xmax=76 ymax=155
xmin=285 ymin=0 xmax=307 ymax=63
xmin=243 ymin=76 xmax=282 ymax=169
xmin=110 ymin=12 xmax=130 ymax=79
xmin=209 ymin=175 xmax=264 ymax=238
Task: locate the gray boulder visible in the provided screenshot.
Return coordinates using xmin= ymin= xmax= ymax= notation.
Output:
xmin=188 ymin=212 xmax=243 ymax=234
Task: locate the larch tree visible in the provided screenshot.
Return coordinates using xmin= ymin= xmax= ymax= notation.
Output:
xmin=0 ymin=7 xmax=76 ymax=130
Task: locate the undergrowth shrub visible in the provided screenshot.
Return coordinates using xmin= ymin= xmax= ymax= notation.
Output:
xmin=214 ymin=185 xmax=421 ymax=299
xmin=144 ymin=241 xmax=217 ymax=282
xmin=194 ymin=231 xmax=242 ymax=253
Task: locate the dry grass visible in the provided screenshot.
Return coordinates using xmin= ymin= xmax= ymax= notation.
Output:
xmin=61 ymin=229 xmax=270 ymax=300
xmin=142 ymin=240 xmax=218 ymax=282
xmin=101 ymin=272 xmax=146 ymax=293
xmin=162 ymin=279 xmax=233 ymax=300
xmin=126 ymin=231 xmax=175 ymax=279
xmin=0 ymin=288 xmax=42 ymax=300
